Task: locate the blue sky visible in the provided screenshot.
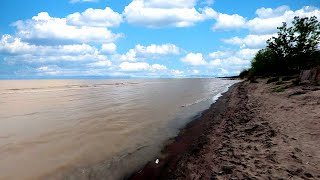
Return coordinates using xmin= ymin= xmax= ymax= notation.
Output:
xmin=0 ymin=0 xmax=319 ymax=79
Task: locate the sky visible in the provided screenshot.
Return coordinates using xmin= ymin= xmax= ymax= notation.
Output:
xmin=0 ymin=0 xmax=319 ymax=79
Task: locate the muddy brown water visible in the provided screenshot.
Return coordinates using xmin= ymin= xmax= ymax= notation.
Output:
xmin=0 ymin=78 xmax=238 ymax=179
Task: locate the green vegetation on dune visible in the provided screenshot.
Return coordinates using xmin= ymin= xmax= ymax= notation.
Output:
xmin=241 ymin=16 xmax=320 ymax=79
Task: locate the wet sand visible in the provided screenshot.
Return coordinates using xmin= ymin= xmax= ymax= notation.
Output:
xmin=129 ymin=80 xmax=320 ymax=179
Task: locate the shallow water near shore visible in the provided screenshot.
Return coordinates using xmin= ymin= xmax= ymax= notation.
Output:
xmin=0 ymin=78 xmax=238 ymax=179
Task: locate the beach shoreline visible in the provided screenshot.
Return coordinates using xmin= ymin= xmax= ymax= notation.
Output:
xmin=128 ymin=82 xmax=240 ymax=179
xmin=128 ymin=79 xmax=320 ymax=179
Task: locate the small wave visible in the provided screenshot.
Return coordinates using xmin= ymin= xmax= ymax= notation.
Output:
xmin=181 ymin=97 xmax=210 ymax=108
xmin=182 ymin=83 xmax=235 ymax=108
xmin=212 ymin=83 xmax=234 ymax=103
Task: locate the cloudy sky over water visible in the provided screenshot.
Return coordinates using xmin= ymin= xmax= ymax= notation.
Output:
xmin=0 ymin=0 xmax=319 ymax=79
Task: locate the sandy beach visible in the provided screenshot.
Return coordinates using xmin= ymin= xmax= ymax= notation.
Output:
xmin=129 ymin=79 xmax=320 ymax=179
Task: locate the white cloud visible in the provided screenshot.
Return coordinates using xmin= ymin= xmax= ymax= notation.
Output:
xmin=255 ymin=5 xmax=290 ymax=18
xmin=0 ymin=34 xmax=98 ymax=56
xmin=36 ymin=65 xmax=61 ymax=75
xmin=123 ymin=0 xmax=217 ymax=28
xmin=208 ymin=56 xmax=250 ymax=76
xmin=206 ymin=48 xmax=259 ymax=76
xmin=6 ymin=54 xmax=109 ymax=63
xmin=192 ymin=69 xmax=199 ymax=74
xmin=210 ymin=6 xmax=320 ymax=33
xmin=247 ymin=6 xmax=320 ymax=34
xmin=13 ymin=12 xmax=121 ymax=45
xmin=201 ymin=0 xmax=214 ymax=6
xmin=88 ymin=60 xmax=112 ymax=67
xmin=101 ymin=43 xmax=117 ymax=54
xmin=0 ymin=35 xmax=98 ymax=56
xmin=212 ymin=13 xmax=246 ymax=30
xmin=208 ymin=59 xmax=222 ymax=66
xmin=145 ymin=0 xmax=197 ymax=8
xmin=151 ymin=64 xmax=167 ymax=71
xmin=181 ymin=53 xmax=207 ymax=66
xmin=236 ymin=48 xmax=259 ymax=59
xmin=171 ymin=69 xmax=184 ymax=75
xmin=223 ymin=34 xmax=276 ymax=48
xmin=223 ymin=56 xmax=250 ymax=65
xmin=66 ymin=7 xmax=123 ymax=27
xmin=120 ymin=43 xmax=180 ymax=61
xmin=218 ymin=68 xmax=229 ymax=76
xmin=0 ymin=34 xmax=113 ymax=65
xmin=208 ymin=51 xmax=231 ymax=59
xmin=119 ymin=61 xmax=147 ymax=71
xmin=120 ymin=49 xmax=137 ymax=61
xmin=69 ymin=0 xmax=99 ymax=3
xmin=135 ymin=44 xmax=180 ymax=55
xmin=0 ymin=34 xmax=37 ymax=54
xmin=119 ymin=61 xmax=167 ymax=72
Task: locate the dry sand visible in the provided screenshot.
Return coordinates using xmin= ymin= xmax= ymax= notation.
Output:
xmin=129 ymin=80 xmax=320 ymax=179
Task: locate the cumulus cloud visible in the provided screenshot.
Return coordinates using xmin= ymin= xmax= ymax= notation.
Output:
xmin=69 ymin=0 xmax=99 ymax=3
xmin=135 ymin=44 xmax=180 ymax=55
xmin=210 ymin=6 xmax=320 ymax=33
xmin=119 ymin=61 xmax=167 ymax=72
xmin=208 ymin=51 xmax=231 ymax=59
xmin=204 ymin=48 xmax=261 ymax=76
xmin=123 ymin=0 xmax=217 ymax=28
xmin=218 ymin=68 xmax=229 ymax=76
xmin=101 ymin=43 xmax=117 ymax=54
xmin=36 ymin=65 xmax=61 ymax=75
xmin=88 ymin=60 xmax=112 ymax=67
xmin=222 ymin=34 xmax=276 ymax=48
xmin=120 ymin=49 xmax=138 ymax=61
xmin=181 ymin=53 xmax=207 ymax=66
xmin=119 ymin=62 xmax=149 ymax=71
xmin=12 ymin=12 xmax=121 ymax=45
xmin=209 ymin=48 xmax=260 ymax=64
xmin=151 ymin=64 xmax=167 ymax=71
xmin=0 ymin=34 xmax=112 ymax=66
xmin=171 ymin=69 xmax=184 ymax=75
xmin=201 ymin=0 xmax=214 ymax=6
xmin=255 ymin=5 xmax=290 ymax=18
xmin=236 ymin=48 xmax=260 ymax=59
xmin=120 ymin=43 xmax=180 ymax=61
xmin=0 ymin=34 xmax=37 ymax=55
xmin=247 ymin=6 xmax=320 ymax=34
xmin=192 ymin=69 xmax=200 ymax=74
xmin=208 ymin=59 xmax=222 ymax=66
xmin=212 ymin=13 xmax=246 ymax=30
xmin=0 ymin=35 xmax=98 ymax=56
xmin=66 ymin=7 xmax=122 ymax=27
xmin=145 ymin=0 xmax=197 ymax=8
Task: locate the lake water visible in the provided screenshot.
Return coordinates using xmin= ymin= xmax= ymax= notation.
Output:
xmin=0 ymin=78 xmax=238 ymax=179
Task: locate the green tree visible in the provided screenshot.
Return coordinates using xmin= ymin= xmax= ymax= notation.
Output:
xmin=266 ymin=22 xmax=294 ymax=73
xmin=251 ymin=48 xmax=277 ymax=76
xmin=291 ymin=16 xmax=320 ymax=69
xmin=246 ymin=16 xmax=320 ymax=78
xmin=267 ymin=16 xmax=320 ymax=73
